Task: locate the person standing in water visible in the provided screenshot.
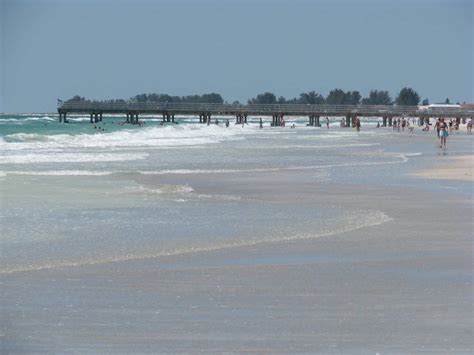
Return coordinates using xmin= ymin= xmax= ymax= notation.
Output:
xmin=355 ymin=118 xmax=361 ymax=132
xmin=259 ymin=117 xmax=263 ymax=129
xmin=326 ymin=117 xmax=329 ymax=129
xmin=439 ymin=118 xmax=448 ymax=148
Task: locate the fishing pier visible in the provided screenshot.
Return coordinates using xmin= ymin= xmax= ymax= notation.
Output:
xmin=57 ymin=102 xmax=474 ymax=127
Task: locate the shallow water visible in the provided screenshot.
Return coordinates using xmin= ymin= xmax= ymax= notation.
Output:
xmin=0 ymin=114 xmax=471 ymax=273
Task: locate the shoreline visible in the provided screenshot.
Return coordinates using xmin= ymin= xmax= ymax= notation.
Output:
xmin=411 ymin=155 xmax=473 ymax=182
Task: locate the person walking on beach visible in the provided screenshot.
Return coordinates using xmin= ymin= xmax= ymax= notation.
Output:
xmin=435 ymin=118 xmax=441 ymax=139
xmin=439 ymin=118 xmax=448 ymax=148
xmin=467 ymin=118 xmax=472 ymax=134
xmin=260 ymin=117 xmax=263 ymax=129
xmin=225 ymin=119 xmax=229 ymax=128
xmin=326 ymin=117 xmax=329 ymax=129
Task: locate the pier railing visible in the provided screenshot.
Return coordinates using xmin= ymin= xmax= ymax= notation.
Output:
xmin=58 ymin=101 xmax=474 ymax=118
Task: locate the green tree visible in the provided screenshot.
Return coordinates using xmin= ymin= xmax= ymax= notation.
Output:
xmin=345 ymin=91 xmax=361 ymax=105
xmin=361 ymin=90 xmax=392 ymax=105
xmin=422 ymin=98 xmax=429 ymax=105
xmin=395 ymin=87 xmax=420 ymax=106
xmin=67 ymin=95 xmax=87 ymax=102
xmin=325 ymin=89 xmax=346 ymax=105
xmin=298 ymin=91 xmax=325 ymax=104
xmin=248 ymin=92 xmax=277 ymax=104
xmin=445 ymin=98 xmax=451 ymax=104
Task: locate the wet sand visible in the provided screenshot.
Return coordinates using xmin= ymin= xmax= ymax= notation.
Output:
xmin=413 ymin=155 xmax=474 ymax=182
xmin=2 ymin=172 xmax=472 ymax=353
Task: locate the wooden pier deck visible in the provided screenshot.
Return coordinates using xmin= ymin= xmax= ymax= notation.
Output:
xmin=57 ymin=101 xmax=474 ymax=126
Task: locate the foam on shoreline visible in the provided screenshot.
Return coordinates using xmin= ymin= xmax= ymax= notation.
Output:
xmin=0 ymin=210 xmax=392 ymax=274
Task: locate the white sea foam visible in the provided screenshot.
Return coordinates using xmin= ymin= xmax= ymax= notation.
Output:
xmin=119 ymin=184 xmax=194 ymax=195
xmin=0 ymin=124 xmax=255 ymax=151
xmin=0 ymin=210 xmax=392 ymax=274
xmin=1 ymin=170 xmax=113 ymax=176
xmin=0 ymin=152 xmax=148 ymax=164
xmin=0 ymin=116 xmax=55 ymax=123
xmin=0 ymin=151 xmax=419 ymax=175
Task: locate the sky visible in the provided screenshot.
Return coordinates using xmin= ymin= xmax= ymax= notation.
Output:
xmin=1 ymin=0 xmax=472 ymax=112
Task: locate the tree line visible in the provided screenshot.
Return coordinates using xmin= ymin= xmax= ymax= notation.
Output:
xmin=247 ymin=88 xmax=420 ymax=106
xmin=67 ymin=87 xmax=451 ymax=106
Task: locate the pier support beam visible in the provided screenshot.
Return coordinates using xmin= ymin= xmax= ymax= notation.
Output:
xmin=308 ymin=115 xmax=320 ymax=126
xmin=388 ymin=117 xmax=393 ymax=126
xmin=200 ymin=113 xmax=210 ymax=124
xmin=314 ymin=115 xmax=320 ymax=127
xmin=99 ymin=113 xmax=103 ymax=122
xmin=236 ymin=114 xmax=242 ymax=124
xmin=382 ymin=116 xmax=387 ymax=127
xmin=271 ymin=114 xmax=284 ymax=126
xmin=94 ymin=113 xmax=99 ymax=123
xmin=345 ymin=114 xmax=351 ymax=128
xmin=90 ymin=113 xmax=94 ymax=123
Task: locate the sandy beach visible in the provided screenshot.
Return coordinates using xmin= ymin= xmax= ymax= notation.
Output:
xmin=413 ymin=155 xmax=474 ymax=182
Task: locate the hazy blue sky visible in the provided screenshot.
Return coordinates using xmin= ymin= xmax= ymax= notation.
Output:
xmin=1 ymin=0 xmax=472 ymax=112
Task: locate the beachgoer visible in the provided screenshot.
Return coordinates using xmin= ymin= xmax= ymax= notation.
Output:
xmin=439 ymin=118 xmax=448 ymax=148
xmin=326 ymin=117 xmax=329 ymax=129
xmin=215 ymin=119 xmax=219 ymax=125
xmin=467 ymin=118 xmax=472 ymax=134
xmin=435 ymin=118 xmax=441 ymax=139
xmin=356 ymin=118 xmax=361 ymax=132
xmin=259 ymin=117 xmax=263 ymax=129
xmin=377 ymin=122 xmax=380 ymax=128
xmin=225 ymin=119 xmax=229 ymax=128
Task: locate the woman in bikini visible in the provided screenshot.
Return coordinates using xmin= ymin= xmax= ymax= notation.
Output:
xmin=439 ymin=118 xmax=448 ymax=148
